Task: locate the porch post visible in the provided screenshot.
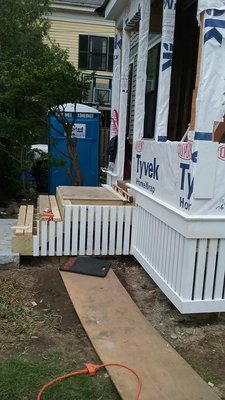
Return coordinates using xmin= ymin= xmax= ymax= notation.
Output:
xmin=107 ymin=28 xmax=122 ymax=185
xmin=116 ymin=23 xmax=130 ymax=181
xmin=133 ymin=0 xmax=151 ymax=141
xmin=154 ymin=0 xmax=176 ymax=142
xmin=195 ymin=5 xmax=225 ymax=140
xmin=110 ymin=28 xmax=122 ymax=139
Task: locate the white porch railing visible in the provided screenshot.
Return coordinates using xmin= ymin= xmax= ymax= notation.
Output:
xmin=132 ymin=192 xmax=225 ymax=314
xmin=33 ymin=205 xmax=134 ymax=257
xmin=32 ymin=195 xmax=225 ymax=313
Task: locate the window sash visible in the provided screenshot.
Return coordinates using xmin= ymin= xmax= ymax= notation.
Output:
xmin=79 ymin=35 xmax=114 ymax=72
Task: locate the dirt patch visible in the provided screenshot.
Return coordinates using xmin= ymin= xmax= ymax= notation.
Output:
xmin=0 ymin=263 xmax=98 ymax=365
xmin=1 ymin=256 xmax=225 ymax=399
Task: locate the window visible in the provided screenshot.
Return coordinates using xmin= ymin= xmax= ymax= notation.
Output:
xmin=144 ymin=43 xmax=161 ymax=138
xmin=82 ymin=74 xmax=112 ymax=105
xmin=79 ymin=35 xmax=114 ymax=72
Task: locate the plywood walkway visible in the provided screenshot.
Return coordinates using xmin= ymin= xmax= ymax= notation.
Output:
xmin=60 ymin=269 xmax=221 ymax=400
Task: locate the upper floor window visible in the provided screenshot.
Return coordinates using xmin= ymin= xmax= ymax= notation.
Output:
xmin=79 ymin=35 xmax=114 ymax=72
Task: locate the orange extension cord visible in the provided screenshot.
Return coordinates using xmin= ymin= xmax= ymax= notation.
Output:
xmin=36 ymin=362 xmax=142 ymax=400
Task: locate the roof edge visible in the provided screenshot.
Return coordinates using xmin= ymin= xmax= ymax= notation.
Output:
xmin=95 ymin=0 xmax=109 ymax=16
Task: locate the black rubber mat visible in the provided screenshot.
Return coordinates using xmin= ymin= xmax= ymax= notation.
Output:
xmin=59 ymin=257 xmax=111 ymax=277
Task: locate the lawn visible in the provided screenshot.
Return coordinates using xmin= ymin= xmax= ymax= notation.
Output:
xmin=1 ymin=258 xmax=225 ymax=400
xmin=0 ymin=354 xmax=119 ymax=400
xmin=0 ymin=265 xmax=120 ymax=400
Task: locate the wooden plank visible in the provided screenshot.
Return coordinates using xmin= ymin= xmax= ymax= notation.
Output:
xmin=39 ymin=195 xmax=50 ymax=213
xmin=49 ymin=195 xmax=62 ymax=221
xmin=56 ymin=186 xmax=64 ymax=217
xmin=59 ymin=186 xmax=127 ymax=203
xmin=56 ymin=187 xmax=71 ymax=218
xmin=112 ymin=184 xmax=133 ymax=203
xmin=15 ymin=205 xmax=27 ymax=236
xmin=12 ymin=235 xmax=33 ymax=255
xmin=60 ymin=269 xmax=220 ymax=400
xmin=24 ymin=205 xmax=34 ymax=236
xmin=69 ymin=199 xmax=125 ymax=206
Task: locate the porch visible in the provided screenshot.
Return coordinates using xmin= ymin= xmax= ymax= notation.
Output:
xmin=12 ymin=185 xmax=134 ymax=258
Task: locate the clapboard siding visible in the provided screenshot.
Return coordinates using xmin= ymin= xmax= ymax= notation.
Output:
xmin=49 ymin=19 xmax=115 ymax=69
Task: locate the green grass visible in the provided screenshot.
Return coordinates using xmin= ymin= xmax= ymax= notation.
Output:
xmin=0 ymin=353 xmax=120 ymax=400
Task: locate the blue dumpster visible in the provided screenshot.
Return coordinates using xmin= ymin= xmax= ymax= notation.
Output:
xmin=49 ymin=104 xmax=100 ymax=195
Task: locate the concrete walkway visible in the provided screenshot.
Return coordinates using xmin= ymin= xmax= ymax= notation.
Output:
xmin=0 ymin=219 xmax=19 ymax=266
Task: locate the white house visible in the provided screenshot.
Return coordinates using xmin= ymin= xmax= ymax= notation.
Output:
xmin=97 ymin=0 xmax=225 ymax=314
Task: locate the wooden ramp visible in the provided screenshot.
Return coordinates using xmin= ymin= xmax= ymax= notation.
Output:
xmin=60 ymin=269 xmax=221 ymax=400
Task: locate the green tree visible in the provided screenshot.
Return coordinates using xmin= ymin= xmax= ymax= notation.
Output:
xmin=0 ymin=0 xmax=90 ymax=200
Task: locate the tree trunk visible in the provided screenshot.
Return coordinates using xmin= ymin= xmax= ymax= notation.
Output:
xmin=65 ymin=125 xmax=83 ymax=186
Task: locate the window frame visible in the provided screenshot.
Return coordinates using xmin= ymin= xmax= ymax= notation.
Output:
xmin=79 ymin=35 xmax=114 ymax=72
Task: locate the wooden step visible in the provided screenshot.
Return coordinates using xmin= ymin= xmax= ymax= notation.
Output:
xmin=12 ymin=204 xmax=35 ymax=255
xmin=15 ymin=205 xmax=34 ymax=236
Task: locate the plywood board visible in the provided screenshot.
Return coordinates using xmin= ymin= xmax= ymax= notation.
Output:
xmin=57 ymin=186 xmax=127 ymax=204
xmin=60 ymin=269 xmax=220 ymax=400
xmin=56 ymin=187 xmax=71 ymax=217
